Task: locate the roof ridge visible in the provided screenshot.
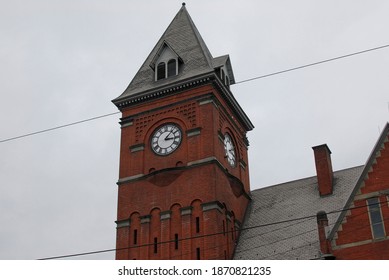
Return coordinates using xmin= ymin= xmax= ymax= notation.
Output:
xmin=251 ymin=165 xmax=364 ymax=192
xmin=180 ymin=5 xmax=214 ymax=67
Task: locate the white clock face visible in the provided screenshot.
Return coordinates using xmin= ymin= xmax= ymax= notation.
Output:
xmin=151 ymin=123 xmax=182 ymax=156
xmin=224 ymin=133 xmax=236 ymax=167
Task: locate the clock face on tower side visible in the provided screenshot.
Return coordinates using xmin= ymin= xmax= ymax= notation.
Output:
xmin=151 ymin=123 xmax=182 ymax=156
xmin=224 ymin=133 xmax=236 ymax=167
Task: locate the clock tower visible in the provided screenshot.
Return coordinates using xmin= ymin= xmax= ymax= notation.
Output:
xmin=112 ymin=4 xmax=254 ymax=260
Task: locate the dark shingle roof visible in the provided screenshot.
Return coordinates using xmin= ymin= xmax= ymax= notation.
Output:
xmin=111 ymin=4 xmax=254 ymax=131
xmin=112 ymin=4 xmax=217 ymax=103
xmin=234 ymin=166 xmax=363 ymax=260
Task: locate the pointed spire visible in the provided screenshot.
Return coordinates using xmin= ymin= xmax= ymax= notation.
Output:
xmin=113 ymin=4 xmax=215 ymax=102
xmin=112 ymin=5 xmax=252 ymax=131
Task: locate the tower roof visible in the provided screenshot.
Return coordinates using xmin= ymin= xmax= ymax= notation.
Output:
xmin=112 ymin=4 xmax=253 ymax=131
xmin=113 ymin=4 xmax=219 ymax=102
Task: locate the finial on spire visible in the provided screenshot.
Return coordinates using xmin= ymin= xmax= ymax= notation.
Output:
xmin=182 ymin=2 xmax=186 ymax=6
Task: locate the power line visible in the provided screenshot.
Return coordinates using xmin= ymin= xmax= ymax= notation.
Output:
xmin=1 ymin=43 xmax=389 ymax=144
xmin=237 ymin=198 xmax=389 ymax=259
xmin=0 ymin=112 xmax=119 ymax=143
xmin=234 ymin=43 xmax=389 ymax=84
xmin=37 ymin=199 xmax=387 ymax=260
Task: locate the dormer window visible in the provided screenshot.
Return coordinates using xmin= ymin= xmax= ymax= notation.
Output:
xmin=155 ymin=59 xmax=178 ymax=81
xmin=219 ymin=67 xmax=230 ymax=88
xmin=153 ymin=42 xmax=181 ymax=81
xmin=167 ymin=59 xmax=177 ymax=77
xmin=157 ymin=62 xmax=166 ymax=80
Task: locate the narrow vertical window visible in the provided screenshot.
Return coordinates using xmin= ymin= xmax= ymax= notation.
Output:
xmin=157 ymin=62 xmax=166 ymax=80
xmin=223 ymin=220 xmax=226 ymax=236
xmin=231 ymin=227 xmax=234 ymax=240
xmin=174 ymin=234 xmax=179 ymax=250
xmin=221 ymin=69 xmax=225 ymax=82
xmin=196 ymin=247 xmax=201 ymax=260
xmin=133 ymin=229 xmax=138 ymax=245
xmin=225 ymin=76 xmax=230 ymax=87
xmin=367 ymin=197 xmax=385 ymax=239
xmin=196 ymin=217 xmax=200 ymax=233
xmin=154 ymin=237 xmax=158 ymax=254
xmin=167 ymin=59 xmax=177 ymax=77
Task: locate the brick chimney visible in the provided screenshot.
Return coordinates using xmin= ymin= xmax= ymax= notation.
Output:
xmin=316 ymin=211 xmax=332 ymax=257
xmin=312 ymin=144 xmax=333 ymax=196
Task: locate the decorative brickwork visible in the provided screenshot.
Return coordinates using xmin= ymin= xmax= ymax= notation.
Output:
xmin=330 ymin=136 xmax=389 ymax=259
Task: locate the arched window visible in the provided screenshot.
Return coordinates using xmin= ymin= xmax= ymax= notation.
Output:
xmin=221 ymin=69 xmax=225 ymax=82
xmin=167 ymin=59 xmax=177 ymax=77
xmin=157 ymin=62 xmax=166 ymax=80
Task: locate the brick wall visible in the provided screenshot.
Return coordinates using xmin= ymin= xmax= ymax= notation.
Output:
xmin=332 ymin=139 xmax=389 ymax=259
xmin=115 ymin=83 xmax=250 ymax=259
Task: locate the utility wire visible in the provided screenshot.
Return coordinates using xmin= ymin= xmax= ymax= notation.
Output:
xmin=263 ymin=212 xmax=389 ymax=259
xmin=2 ymin=43 xmax=389 ymax=144
xmin=234 ymin=43 xmax=389 ymax=84
xmin=37 ymin=199 xmax=387 ymax=260
xmin=0 ymin=112 xmax=120 ymax=143
xmin=236 ymin=200 xmax=389 ymax=258
xmin=190 ymin=202 xmax=388 ymax=260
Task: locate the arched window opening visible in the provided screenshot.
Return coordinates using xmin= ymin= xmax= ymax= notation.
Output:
xmin=154 ymin=237 xmax=158 ymax=254
xmin=157 ymin=62 xmax=166 ymax=80
xmin=221 ymin=69 xmax=225 ymax=82
xmin=195 ymin=217 xmax=200 ymax=233
xmin=133 ymin=229 xmax=138 ymax=245
xmin=167 ymin=59 xmax=177 ymax=77
xmin=174 ymin=233 xmax=179 ymax=250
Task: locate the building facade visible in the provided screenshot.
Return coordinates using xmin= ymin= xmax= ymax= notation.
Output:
xmin=112 ymin=4 xmax=389 ymax=260
xmin=112 ymin=4 xmax=253 ymax=260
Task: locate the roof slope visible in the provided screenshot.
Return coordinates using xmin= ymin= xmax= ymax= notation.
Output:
xmin=113 ymin=4 xmax=216 ymax=103
xmin=234 ymin=166 xmax=363 ymax=260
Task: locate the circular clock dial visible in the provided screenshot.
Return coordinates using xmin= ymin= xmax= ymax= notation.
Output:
xmin=224 ymin=133 xmax=236 ymax=167
xmin=151 ymin=123 xmax=182 ymax=156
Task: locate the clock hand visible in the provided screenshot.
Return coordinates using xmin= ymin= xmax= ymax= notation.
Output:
xmin=165 ymin=130 xmax=178 ymax=140
xmin=164 ymin=131 xmax=173 ymax=140
xmin=165 ymin=136 xmax=178 ymax=141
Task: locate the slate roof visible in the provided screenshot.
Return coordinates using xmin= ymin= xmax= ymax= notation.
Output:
xmin=112 ymin=4 xmax=254 ymax=131
xmin=112 ymin=4 xmax=227 ymax=103
xmin=234 ymin=166 xmax=363 ymax=260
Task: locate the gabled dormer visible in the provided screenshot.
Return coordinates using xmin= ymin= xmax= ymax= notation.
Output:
xmin=150 ymin=42 xmax=182 ymax=81
xmin=212 ymin=55 xmax=235 ymax=89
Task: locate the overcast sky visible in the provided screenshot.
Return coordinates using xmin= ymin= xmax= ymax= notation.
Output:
xmin=1 ymin=0 xmax=388 ymax=260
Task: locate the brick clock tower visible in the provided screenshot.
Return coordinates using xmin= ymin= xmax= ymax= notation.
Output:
xmin=112 ymin=4 xmax=254 ymax=260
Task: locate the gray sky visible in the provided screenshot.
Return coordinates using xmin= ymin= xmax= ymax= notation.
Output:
xmin=1 ymin=0 xmax=388 ymax=260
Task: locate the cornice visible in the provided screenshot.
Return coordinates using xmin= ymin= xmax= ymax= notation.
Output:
xmin=113 ymin=72 xmax=254 ymax=132
xmin=112 ymin=73 xmax=214 ymax=109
